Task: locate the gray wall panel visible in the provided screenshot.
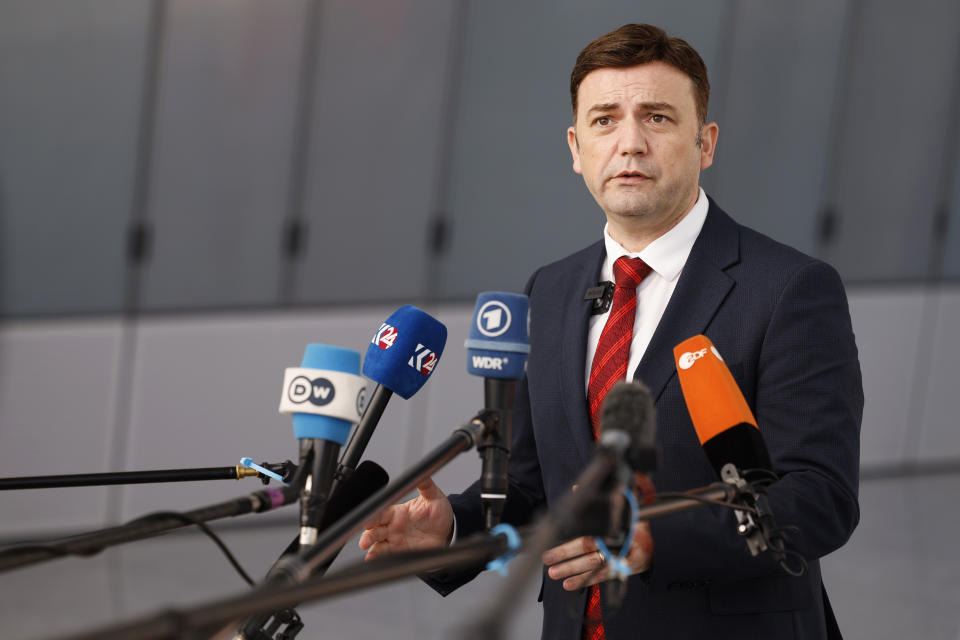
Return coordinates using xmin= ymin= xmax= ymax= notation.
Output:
xmin=438 ymin=0 xmax=731 ymax=297
xmin=916 ymin=288 xmax=960 ymax=462
xmin=0 ymin=0 xmax=150 ymax=315
xmin=0 ymin=554 xmax=116 ymax=638
xmin=294 ymin=0 xmax=458 ymax=305
xmin=821 ymin=0 xmax=960 ymax=280
xmin=846 ymin=289 xmax=926 ymax=467
xmin=0 ymin=320 xmax=122 ymax=536
xmin=710 ymin=0 xmax=848 ymax=255
xmin=942 ymin=116 xmax=960 ymax=278
xmin=140 ymin=0 xmax=309 ymax=310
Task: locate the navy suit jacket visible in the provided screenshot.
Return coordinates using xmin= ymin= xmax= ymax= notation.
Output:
xmin=435 ymin=199 xmax=862 ymax=639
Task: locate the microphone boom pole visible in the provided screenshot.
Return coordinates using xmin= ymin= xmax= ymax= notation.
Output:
xmin=0 ymin=466 xmax=263 ymax=491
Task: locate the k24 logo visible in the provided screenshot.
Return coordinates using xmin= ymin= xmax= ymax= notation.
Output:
xmin=408 ymin=343 xmax=438 ymax=376
xmin=372 ymin=323 xmax=398 ymax=350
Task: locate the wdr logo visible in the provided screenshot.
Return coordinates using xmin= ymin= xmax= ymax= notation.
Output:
xmin=476 ymin=300 xmax=512 ymax=337
xmin=408 ymin=343 xmax=438 ymax=376
xmin=471 ymin=355 xmax=507 ymax=371
xmin=372 ymin=323 xmax=398 ymax=350
xmin=287 ymin=376 xmax=336 ymax=406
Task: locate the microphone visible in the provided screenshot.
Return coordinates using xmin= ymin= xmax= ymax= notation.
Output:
xmin=672 ymin=335 xmax=772 ymax=478
xmin=465 ymin=291 xmax=530 ymax=530
xmin=673 ymin=335 xmax=799 ymax=566
xmin=278 ymin=344 xmax=366 ymax=547
xmin=575 ymin=381 xmax=657 ymax=541
xmin=337 ymin=305 xmax=447 ymax=483
xmin=600 ymin=380 xmax=658 ymax=474
xmin=595 ymin=380 xmax=657 ymax=612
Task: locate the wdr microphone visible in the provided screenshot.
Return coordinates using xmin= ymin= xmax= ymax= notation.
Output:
xmin=279 ymin=344 xmax=365 ymax=546
xmin=672 ymin=335 xmax=772 ymax=478
xmin=338 ymin=305 xmax=447 ymax=483
xmin=465 ymin=292 xmax=530 ymax=529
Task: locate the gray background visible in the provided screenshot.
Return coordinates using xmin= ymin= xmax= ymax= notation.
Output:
xmin=1 ymin=1 xmax=959 ymax=638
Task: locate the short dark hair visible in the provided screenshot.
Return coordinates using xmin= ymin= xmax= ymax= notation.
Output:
xmin=570 ymin=23 xmax=710 ymax=126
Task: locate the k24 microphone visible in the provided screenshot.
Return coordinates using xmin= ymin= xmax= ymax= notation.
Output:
xmin=673 ymin=335 xmax=772 ymax=478
xmin=366 ymin=304 xmax=447 ymax=398
xmin=466 ymin=291 xmax=530 ymax=530
xmin=338 ymin=306 xmax=447 ymax=483
xmin=279 ymin=344 xmax=366 ymax=546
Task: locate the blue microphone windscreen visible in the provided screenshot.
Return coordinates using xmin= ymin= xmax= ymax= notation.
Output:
xmin=292 ymin=344 xmax=361 ymax=444
xmin=465 ymin=292 xmax=530 ymax=380
xmin=363 ymin=305 xmax=447 ymax=399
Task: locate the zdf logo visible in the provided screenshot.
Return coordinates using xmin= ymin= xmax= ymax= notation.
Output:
xmin=476 ymin=300 xmax=511 ymax=337
xmin=408 ymin=343 xmax=438 ymax=376
xmin=287 ymin=376 xmax=336 ymax=406
xmin=678 ymin=345 xmax=723 ymax=370
xmin=372 ymin=323 xmax=398 ymax=350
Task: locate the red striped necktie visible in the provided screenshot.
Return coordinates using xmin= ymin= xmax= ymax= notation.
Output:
xmin=582 ymin=255 xmax=651 ymax=640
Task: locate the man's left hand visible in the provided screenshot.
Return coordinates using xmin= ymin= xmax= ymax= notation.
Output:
xmin=541 ymin=521 xmax=653 ymax=591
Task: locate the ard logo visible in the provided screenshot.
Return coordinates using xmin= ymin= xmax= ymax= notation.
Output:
xmin=476 ymin=300 xmax=512 ymax=338
xmin=408 ymin=343 xmax=438 ymax=376
xmin=372 ymin=323 xmax=399 ymax=350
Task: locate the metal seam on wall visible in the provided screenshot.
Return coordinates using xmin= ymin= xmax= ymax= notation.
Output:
xmin=279 ymin=0 xmax=325 ymax=306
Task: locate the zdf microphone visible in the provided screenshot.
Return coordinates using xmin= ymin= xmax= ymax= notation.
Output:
xmin=279 ymin=344 xmax=365 ymax=546
xmin=465 ymin=291 xmax=530 ymax=529
xmin=673 ymin=335 xmax=802 ymax=568
xmin=673 ymin=335 xmax=772 ymax=478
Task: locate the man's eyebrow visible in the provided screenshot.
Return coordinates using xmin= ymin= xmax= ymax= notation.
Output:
xmin=638 ymin=101 xmax=678 ymax=114
xmin=585 ymin=101 xmax=679 ymax=115
xmin=585 ymin=102 xmax=621 ymax=115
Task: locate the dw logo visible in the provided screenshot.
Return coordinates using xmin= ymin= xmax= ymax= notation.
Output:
xmin=476 ymin=300 xmax=512 ymax=338
xmin=408 ymin=343 xmax=438 ymax=376
xmin=372 ymin=323 xmax=398 ymax=350
xmin=288 ymin=375 xmax=336 ymax=406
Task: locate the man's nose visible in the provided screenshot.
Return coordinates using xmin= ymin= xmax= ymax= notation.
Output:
xmin=619 ymin=118 xmax=648 ymax=155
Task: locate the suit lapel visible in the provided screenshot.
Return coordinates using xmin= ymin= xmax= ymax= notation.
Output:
xmin=559 ymin=242 xmax=605 ymax=468
xmin=633 ymin=201 xmax=741 ymax=402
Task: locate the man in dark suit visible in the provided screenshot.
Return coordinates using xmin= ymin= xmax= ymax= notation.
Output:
xmin=360 ymin=23 xmax=861 ymax=640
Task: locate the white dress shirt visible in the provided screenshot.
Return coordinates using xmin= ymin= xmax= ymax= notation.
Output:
xmin=584 ymin=187 xmax=709 ymax=391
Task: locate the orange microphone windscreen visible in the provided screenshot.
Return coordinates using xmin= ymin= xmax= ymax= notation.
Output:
xmin=673 ymin=335 xmax=758 ymax=444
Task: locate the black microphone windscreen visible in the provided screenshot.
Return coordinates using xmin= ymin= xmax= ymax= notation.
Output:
xmin=319 ymin=460 xmax=389 ymax=530
xmin=601 ymin=380 xmax=658 ymax=473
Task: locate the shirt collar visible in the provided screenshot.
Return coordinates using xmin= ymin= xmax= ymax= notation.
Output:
xmin=600 ymin=187 xmax=709 ymax=283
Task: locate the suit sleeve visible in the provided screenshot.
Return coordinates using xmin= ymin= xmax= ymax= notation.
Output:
xmin=647 ymin=260 xmax=862 ymax=588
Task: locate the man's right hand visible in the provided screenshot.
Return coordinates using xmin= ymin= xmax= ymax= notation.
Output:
xmin=358 ymin=476 xmax=454 ymax=561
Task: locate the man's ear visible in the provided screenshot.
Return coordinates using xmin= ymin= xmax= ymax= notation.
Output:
xmin=567 ymin=126 xmax=582 ymax=175
xmin=698 ymin=121 xmax=719 ymax=170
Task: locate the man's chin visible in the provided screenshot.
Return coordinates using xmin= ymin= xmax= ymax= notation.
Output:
xmin=602 ymin=199 xmax=658 ymax=220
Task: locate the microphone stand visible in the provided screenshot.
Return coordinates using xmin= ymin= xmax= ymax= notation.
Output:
xmin=335 ymin=384 xmax=392 ymax=488
xmin=0 ymin=463 xmax=308 ymax=574
xmin=0 ymin=463 xmax=295 ymax=490
xmin=50 ymin=480 xmax=742 ymax=640
xmin=48 ymin=529 xmax=521 ymax=640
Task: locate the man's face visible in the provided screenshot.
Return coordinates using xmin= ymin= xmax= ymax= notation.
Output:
xmin=567 ymin=62 xmax=717 ymax=229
